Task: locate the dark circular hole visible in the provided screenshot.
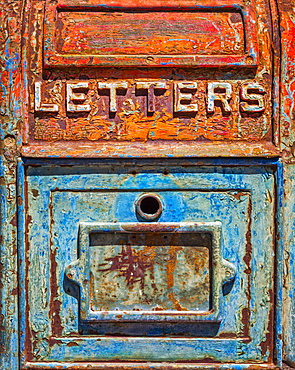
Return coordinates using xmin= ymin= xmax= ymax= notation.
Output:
xmin=139 ymin=196 xmax=160 ymax=215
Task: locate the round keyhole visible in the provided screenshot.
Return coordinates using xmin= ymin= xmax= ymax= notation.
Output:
xmin=136 ymin=194 xmax=163 ymax=221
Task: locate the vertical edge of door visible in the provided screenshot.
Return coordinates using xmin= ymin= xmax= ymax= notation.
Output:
xmin=0 ymin=0 xmax=24 ymax=368
xmin=282 ymin=164 xmax=295 ymax=367
xmin=278 ymin=1 xmax=295 ymax=366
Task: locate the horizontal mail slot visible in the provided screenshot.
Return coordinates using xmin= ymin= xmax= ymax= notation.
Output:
xmin=65 ymin=222 xmax=236 ymax=322
xmin=55 ymin=10 xmax=244 ymax=56
xmin=44 ymin=0 xmax=259 ymax=67
xmin=89 ymin=231 xmax=211 ymax=312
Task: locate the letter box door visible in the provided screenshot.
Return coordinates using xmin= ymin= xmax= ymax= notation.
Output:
xmin=19 ymin=161 xmax=277 ymax=368
xmin=14 ymin=0 xmax=283 ymax=369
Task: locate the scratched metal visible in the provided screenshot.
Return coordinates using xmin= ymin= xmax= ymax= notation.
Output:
xmin=55 ymin=11 xmax=244 ymax=56
xmin=21 ymin=0 xmax=276 ymax=157
xmin=277 ymin=1 xmax=295 ymax=366
xmin=0 ymin=0 xmax=22 ymax=369
xmin=65 ymin=222 xmax=236 ymax=321
xmin=43 ymin=0 xmax=259 ymax=68
xmin=2 ymin=0 xmax=295 ymax=368
xmin=278 ymin=0 xmax=295 ymax=160
xmin=282 ymin=163 xmax=295 ymax=367
xmin=18 ymin=162 xmax=275 ymax=366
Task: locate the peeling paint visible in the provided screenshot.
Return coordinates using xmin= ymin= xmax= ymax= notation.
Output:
xmin=2 ymin=0 xmax=295 ymax=368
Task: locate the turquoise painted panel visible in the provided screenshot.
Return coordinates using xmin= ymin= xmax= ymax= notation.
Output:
xmin=20 ymin=163 xmax=276 ymax=366
xmin=0 ymin=1 xmax=23 ymax=369
xmin=282 ymin=165 xmax=295 ymax=367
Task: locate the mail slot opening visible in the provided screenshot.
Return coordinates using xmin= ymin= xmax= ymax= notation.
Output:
xmin=65 ymin=221 xmax=236 ymax=328
xmin=74 ymin=225 xmax=225 ymax=336
xmin=43 ymin=0 xmax=259 ymax=67
xmin=136 ymin=194 xmax=163 ymax=220
xmin=53 ymin=8 xmax=245 ymax=56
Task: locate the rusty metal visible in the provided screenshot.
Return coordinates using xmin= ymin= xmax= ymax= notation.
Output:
xmin=65 ymin=221 xmax=236 ymax=321
xmin=1 ymin=0 xmax=295 ymax=369
xmin=22 ymin=0 xmax=275 ymax=157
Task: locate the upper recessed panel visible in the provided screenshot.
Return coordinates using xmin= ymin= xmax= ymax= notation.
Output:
xmin=44 ymin=0 xmax=258 ymax=67
xmin=55 ymin=11 xmax=244 ymax=56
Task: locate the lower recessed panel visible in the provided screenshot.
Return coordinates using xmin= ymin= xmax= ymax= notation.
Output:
xmin=21 ymin=163 xmax=275 ymax=366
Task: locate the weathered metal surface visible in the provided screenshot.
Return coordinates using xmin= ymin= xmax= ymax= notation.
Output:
xmin=21 ymin=0 xmax=276 ymax=157
xmin=282 ymin=165 xmax=295 ymax=367
xmin=19 ymin=161 xmax=276 ymax=366
xmin=31 ymin=79 xmax=271 ymax=143
xmin=66 ymin=222 xmax=236 ymax=321
xmin=276 ymin=1 xmax=295 ymax=366
xmin=44 ymin=0 xmax=258 ymax=67
xmin=21 ymin=363 xmax=281 ymax=370
xmin=0 ymin=0 xmax=22 ymax=369
xmin=2 ymin=0 xmax=295 ymax=368
xmin=52 ymin=11 xmax=245 ymax=57
xmin=278 ymin=0 xmax=295 ymax=161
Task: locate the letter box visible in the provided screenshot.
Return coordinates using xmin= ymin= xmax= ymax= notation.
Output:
xmin=1 ymin=0 xmax=295 ymax=369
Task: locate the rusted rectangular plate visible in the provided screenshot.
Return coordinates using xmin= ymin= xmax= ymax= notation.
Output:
xmin=89 ymin=232 xmax=211 ymax=313
xmin=44 ymin=0 xmax=258 ymax=67
xmin=53 ymin=10 xmax=244 ymax=56
xmin=30 ymin=79 xmax=273 ymax=144
xmin=66 ymin=222 xmax=236 ymax=322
